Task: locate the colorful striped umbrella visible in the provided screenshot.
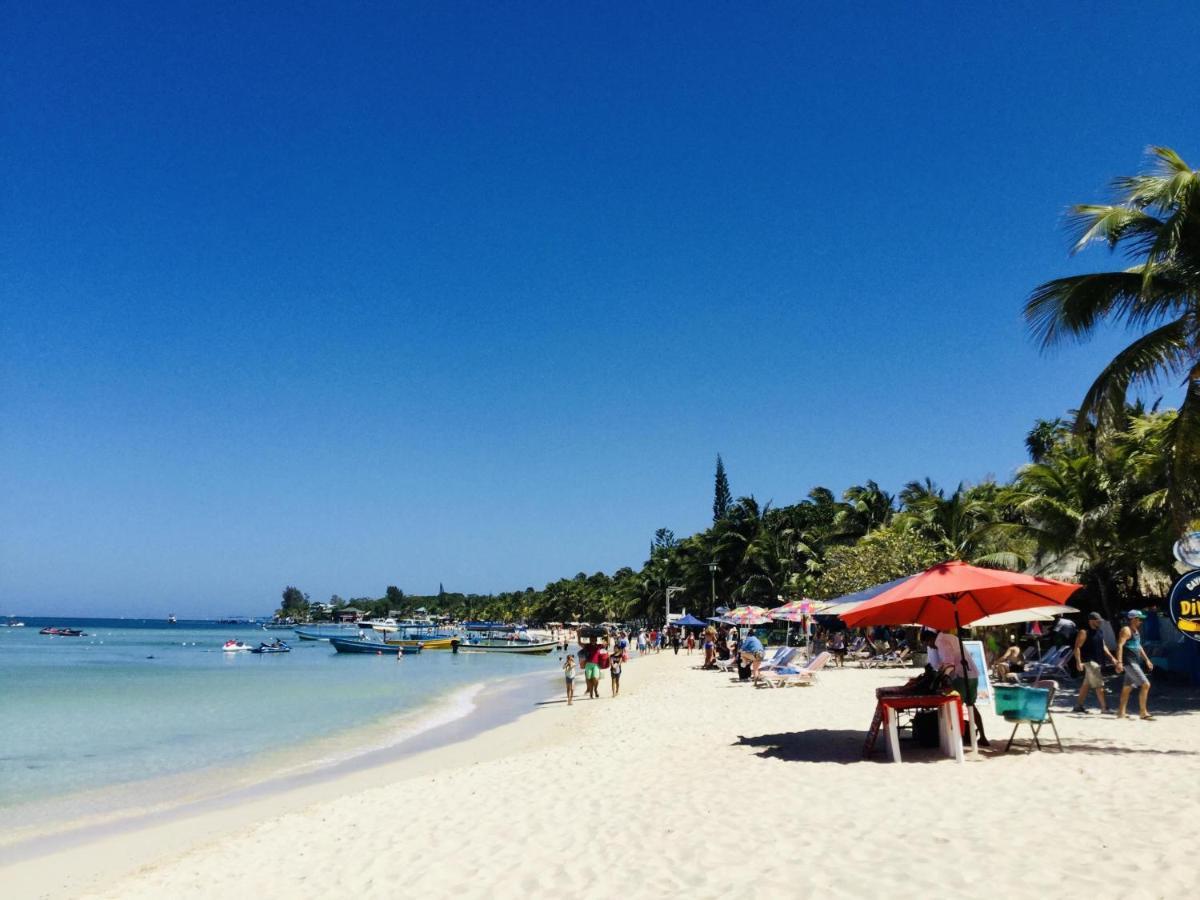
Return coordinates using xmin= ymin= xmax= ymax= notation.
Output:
xmin=768 ymin=599 xmax=815 ymax=622
xmin=722 ymin=605 xmax=773 ymax=625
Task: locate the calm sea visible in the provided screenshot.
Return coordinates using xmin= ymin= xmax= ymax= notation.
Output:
xmin=0 ymin=618 xmax=560 ymax=827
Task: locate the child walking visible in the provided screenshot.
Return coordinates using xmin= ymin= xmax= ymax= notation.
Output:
xmin=563 ymin=653 xmax=576 ymax=706
xmin=610 ymin=653 xmax=622 ymax=697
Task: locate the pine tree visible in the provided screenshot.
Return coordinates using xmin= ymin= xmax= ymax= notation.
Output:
xmin=713 ymin=454 xmax=732 ymax=522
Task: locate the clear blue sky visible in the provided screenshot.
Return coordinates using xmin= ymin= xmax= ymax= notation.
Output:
xmin=3 ymin=2 xmax=1198 ymax=616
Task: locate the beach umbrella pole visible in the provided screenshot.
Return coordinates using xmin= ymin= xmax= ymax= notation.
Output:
xmin=954 ymin=605 xmax=978 ymax=756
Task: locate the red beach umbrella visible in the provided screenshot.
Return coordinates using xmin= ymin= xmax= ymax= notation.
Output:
xmin=839 ymin=560 xmax=1079 ymax=632
xmin=839 ymin=560 xmax=1079 ymax=754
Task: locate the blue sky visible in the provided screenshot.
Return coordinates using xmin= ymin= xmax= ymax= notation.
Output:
xmin=3 ymin=2 xmax=1198 ymax=616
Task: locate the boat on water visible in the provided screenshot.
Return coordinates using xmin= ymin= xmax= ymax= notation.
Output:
xmin=4 ymin=619 xmax=24 ymax=627
xmin=167 ymin=614 xmax=177 ymax=624
xmin=262 ymin=622 xmax=296 ymax=631
xmin=40 ymin=627 xmax=85 ymax=637
xmin=372 ymin=622 xmax=459 ymax=650
xmin=251 ymin=640 xmax=291 ymax=654
xmin=222 ymin=639 xmax=254 ymax=652
xmin=330 ymin=636 xmax=423 ymax=655
xmin=456 ymin=638 xmax=558 ymax=655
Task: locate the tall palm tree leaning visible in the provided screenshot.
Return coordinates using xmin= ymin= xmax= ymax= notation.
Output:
xmin=1025 ymin=146 xmax=1200 ymax=531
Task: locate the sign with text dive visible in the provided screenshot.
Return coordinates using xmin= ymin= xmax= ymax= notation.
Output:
xmin=1168 ymin=569 xmax=1200 ymax=642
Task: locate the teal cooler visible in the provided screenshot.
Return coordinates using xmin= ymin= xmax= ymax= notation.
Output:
xmin=993 ymin=684 xmax=1025 ymax=715
xmin=994 ymin=685 xmax=1050 ymax=720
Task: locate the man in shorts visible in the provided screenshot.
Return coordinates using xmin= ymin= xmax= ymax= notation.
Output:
xmin=1073 ymin=612 xmax=1117 ymax=713
xmin=580 ymin=637 xmax=603 ymax=699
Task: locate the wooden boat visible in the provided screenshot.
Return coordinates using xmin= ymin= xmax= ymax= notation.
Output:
xmin=330 ymin=637 xmax=423 ymax=655
xmin=383 ymin=635 xmax=457 ymax=650
xmin=456 ymin=639 xmax=558 ymax=655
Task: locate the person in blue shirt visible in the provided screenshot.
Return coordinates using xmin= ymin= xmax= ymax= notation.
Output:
xmin=739 ymin=632 xmax=765 ymax=681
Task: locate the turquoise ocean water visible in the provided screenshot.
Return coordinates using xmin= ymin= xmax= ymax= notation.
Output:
xmin=0 ymin=618 xmax=560 ymax=826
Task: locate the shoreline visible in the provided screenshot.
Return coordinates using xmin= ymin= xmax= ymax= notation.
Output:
xmin=6 ymin=651 xmax=1196 ymax=899
xmin=0 ymin=665 xmax=561 ymax=891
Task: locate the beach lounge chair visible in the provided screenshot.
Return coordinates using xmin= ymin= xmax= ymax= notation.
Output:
xmin=1003 ymin=679 xmax=1063 ymax=753
xmin=717 ymin=646 xmax=782 ymax=674
xmin=756 ymin=651 xmax=832 ymax=688
xmin=862 ymin=647 xmax=911 ymax=668
xmin=1019 ymin=646 xmax=1070 ymax=681
xmin=756 ymin=647 xmax=799 ymax=674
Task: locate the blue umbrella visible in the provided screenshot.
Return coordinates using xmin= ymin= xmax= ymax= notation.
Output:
xmin=672 ymin=613 xmax=708 ymax=628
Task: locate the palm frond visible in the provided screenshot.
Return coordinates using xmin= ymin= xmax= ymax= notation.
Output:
xmin=1024 ymin=270 xmax=1188 ymax=348
xmin=1075 ymin=319 xmax=1191 ymax=431
xmin=1067 ymin=204 xmax=1163 ymax=253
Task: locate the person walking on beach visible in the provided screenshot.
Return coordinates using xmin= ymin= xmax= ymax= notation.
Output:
xmin=1116 ymin=611 xmax=1154 ymax=720
xmin=563 ymin=653 xmax=577 ymax=706
xmin=610 ymin=652 xmax=622 ymax=697
xmin=670 ymin=630 xmax=681 ymax=655
xmin=1074 ymin=612 xmax=1117 ymax=713
xmin=637 ymin=629 xmax=647 ymax=655
xmin=685 ymin=632 xmax=695 ymax=655
xmin=829 ymin=630 xmax=846 ymax=668
xmin=579 ymin=638 xmax=602 ymax=699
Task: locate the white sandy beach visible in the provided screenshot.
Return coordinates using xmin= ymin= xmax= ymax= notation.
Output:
xmin=5 ymin=651 xmax=1197 ymax=899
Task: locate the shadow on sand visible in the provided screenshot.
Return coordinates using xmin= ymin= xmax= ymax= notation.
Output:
xmin=734 ymin=729 xmax=871 ymax=764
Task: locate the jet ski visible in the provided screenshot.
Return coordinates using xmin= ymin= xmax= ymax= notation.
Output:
xmin=251 ymin=640 xmax=291 ymax=654
xmin=222 ymin=640 xmax=254 ymax=652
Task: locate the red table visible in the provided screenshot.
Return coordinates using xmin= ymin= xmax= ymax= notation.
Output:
xmin=864 ymin=692 xmax=964 ymax=763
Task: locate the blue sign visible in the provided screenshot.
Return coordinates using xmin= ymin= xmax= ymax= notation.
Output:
xmin=1168 ymin=569 xmax=1200 ymax=643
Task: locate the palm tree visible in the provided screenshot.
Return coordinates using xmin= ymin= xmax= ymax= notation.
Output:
xmin=895 ymin=479 xmax=1019 ymax=567
xmin=834 ymin=480 xmax=895 ymax=537
xmin=1006 ymin=410 xmax=1176 ymax=616
xmin=1024 ymin=146 xmax=1200 ymax=529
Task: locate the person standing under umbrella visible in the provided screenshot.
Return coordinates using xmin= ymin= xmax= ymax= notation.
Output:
xmin=933 ymin=629 xmax=989 ymax=747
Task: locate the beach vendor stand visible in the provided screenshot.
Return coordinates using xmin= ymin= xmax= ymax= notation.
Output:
xmin=840 ymin=561 xmax=1079 ymax=759
xmin=865 ymin=688 xmax=964 ymax=763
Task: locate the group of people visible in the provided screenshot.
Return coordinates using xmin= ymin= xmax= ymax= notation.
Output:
xmin=989 ymin=610 xmax=1157 ymax=719
xmin=1071 ymin=610 xmax=1156 ymax=719
xmin=561 ymin=629 xmax=628 ymax=705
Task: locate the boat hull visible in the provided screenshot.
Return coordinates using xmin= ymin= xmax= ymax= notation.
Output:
xmin=330 ymin=637 xmax=423 ymax=655
xmin=383 ymin=636 xmax=457 ymax=650
xmin=457 ymin=640 xmax=558 ymax=655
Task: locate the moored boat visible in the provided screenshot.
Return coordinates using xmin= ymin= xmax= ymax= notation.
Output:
xmin=40 ymin=627 xmax=85 ymax=636
xmin=456 ymin=638 xmax=558 ymax=655
xmin=330 ymin=636 xmax=423 ymax=655
xmin=383 ymin=635 xmax=457 ymax=650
